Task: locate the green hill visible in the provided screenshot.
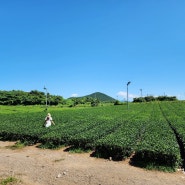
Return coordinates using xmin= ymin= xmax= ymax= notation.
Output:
xmin=80 ymin=92 xmax=116 ymax=102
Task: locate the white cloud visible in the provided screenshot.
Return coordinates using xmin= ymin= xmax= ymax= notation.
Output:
xmin=117 ymin=91 xmax=137 ymax=99
xmin=71 ymin=93 xmax=78 ymax=97
xmin=117 ymin=91 xmax=127 ymax=97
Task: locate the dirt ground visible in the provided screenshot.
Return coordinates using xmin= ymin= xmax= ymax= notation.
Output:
xmin=0 ymin=141 xmax=185 ymax=185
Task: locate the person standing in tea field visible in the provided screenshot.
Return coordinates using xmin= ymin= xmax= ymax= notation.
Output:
xmin=44 ymin=113 xmax=55 ymax=127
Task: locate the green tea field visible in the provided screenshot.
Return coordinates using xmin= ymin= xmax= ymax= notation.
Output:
xmin=0 ymin=101 xmax=185 ymax=172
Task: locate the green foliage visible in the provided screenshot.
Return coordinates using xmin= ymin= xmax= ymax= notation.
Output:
xmin=0 ymin=176 xmax=18 ymax=185
xmin=68 ymin=92 xmax=116 ymax=106
xmin=157 ymin=96 xmax=177 ymax=101
xmin=91 ymin=98 xmax=99 ymax=107
xmin=7 ymin=140 xmax=26 ymax=150
xmin=67 ymin=146 xmax=92 ymax=153
xmin=0 ymin=90 xmax=64 ymax=106
xmin=114 ymin=100 xmax=123 ymax=105
xmin=82 ymin=92 xmax=116 ymax=102
xmin=133 ymin=96 xmax=177 ymax=102
xmin=132 ymin=97 xmax=146 ymax=103
xmin=0 ymin=102 xmax=185 ymax=171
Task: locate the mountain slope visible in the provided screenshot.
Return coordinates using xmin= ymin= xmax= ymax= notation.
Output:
xmin=81 ymin=92 xmax=116 ymax=102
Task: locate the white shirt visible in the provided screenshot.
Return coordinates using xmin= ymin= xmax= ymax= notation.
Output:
xmin=45 ymin=116 xmax=53 ymax=127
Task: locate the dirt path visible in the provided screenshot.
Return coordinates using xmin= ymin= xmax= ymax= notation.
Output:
xmin=0 ymin=141 xmax=185 ymax=185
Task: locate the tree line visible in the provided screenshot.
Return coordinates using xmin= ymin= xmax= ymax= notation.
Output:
xmin=0 ymin=90 xmax=178 ymax=106
xmin=0 ymin=90 xmax=101 ymax=107
xmin=0 ymin=90 xmax=64 ymax=106
xmin=133 ymin=95 xmax=177 ymax=102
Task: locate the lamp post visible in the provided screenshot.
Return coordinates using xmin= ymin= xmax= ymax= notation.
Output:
xmin=43 ymin=86 xmax=47 ymax=108
xmin=127 ymin=81 xmax=131 ymax=110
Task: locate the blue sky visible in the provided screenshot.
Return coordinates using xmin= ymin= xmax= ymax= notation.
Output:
xmin=1 ymin=0 xmax=185 ymax=100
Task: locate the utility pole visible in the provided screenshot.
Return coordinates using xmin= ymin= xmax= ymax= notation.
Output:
xmin=127 ymin=81 xmax=131 ymax=110
xmin=43 ymin=86 xmax=48 ymax=109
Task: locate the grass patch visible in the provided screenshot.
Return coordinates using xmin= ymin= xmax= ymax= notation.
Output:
xmin=6 ymin=141 xmax=26 ymax=150
xmin=0 ymin=176 xmax=19 ymax=185
xmin=137 ymin=161 xmax=176 ymax=172
xmin=129 ymin=157 xmax=177 ymax=172
xmin=65 ymin=146 xmax=92 ymax=153
xmin=38 ymin=142 xmax=65 ymax=150
xmin=53 ymin=158 xmax=65 ymax=162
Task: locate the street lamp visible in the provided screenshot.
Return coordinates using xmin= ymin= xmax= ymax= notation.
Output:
xmin=43 ymin=86 xmax=47 ymax=108
xmin=127 ymin=81 xmax=131 ymax=109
